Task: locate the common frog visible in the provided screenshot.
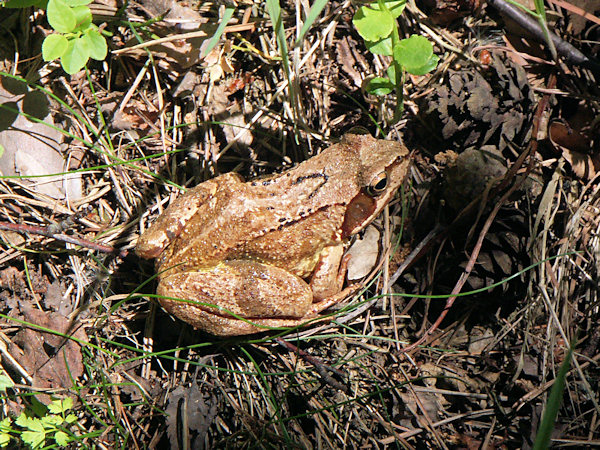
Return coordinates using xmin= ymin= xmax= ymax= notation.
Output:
xmin=136 ymin=133 xmax=410 ymax=335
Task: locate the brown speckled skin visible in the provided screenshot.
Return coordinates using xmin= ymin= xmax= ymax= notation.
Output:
xmin=136 ymin=134 xmax=410 ymax=335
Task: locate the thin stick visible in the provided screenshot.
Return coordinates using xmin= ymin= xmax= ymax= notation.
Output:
xmin=488 ymin=0 xmax=600 ymax=73
xmin=275 ymin=337 xmax=348 ymax=392
xmin=0 ymin=221 xmax=128 ymax=258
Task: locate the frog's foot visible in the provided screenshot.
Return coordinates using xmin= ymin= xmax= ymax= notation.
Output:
xmin=308 ymin=283 xmax=361 ymax=315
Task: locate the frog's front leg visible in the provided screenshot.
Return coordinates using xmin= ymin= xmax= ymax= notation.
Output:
xmin=309 ymin=244 xmax=351 ymax=300
xmin=157 ymin=260 xmax=316 ymax=336
xmin=136 ymin=173 xmax=243 ymax=259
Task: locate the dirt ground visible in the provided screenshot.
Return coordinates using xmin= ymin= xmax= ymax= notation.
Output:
xmin=0 ymin=0 xmax=599 ymax=448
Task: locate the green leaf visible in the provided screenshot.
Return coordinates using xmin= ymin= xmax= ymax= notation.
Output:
xmin=0 ymin=418 xmax=11 ymax=431
xmin=0 ymin=373 xmax=14 ymax=391
xmin=48 ymin=397 xmax=73 ymax=414
xmin=395 ymin=35 xmax=437 ymax=74
xmin=54 ymin=430 xmax=70 ymax=446
xmin=61 ymin=37 xmax=89 ymax=74
xmin=47 ymin=0 xmax=76 ymax=33
xmin=41 ymin=415 xmax=62 ymax=427
xmin=533 ymin=344 xmax=574 ymax=450
xmin=42 ymin=33 xmax=69 ymax=61
xmin=84 ymin=29 xmax=107 ymax=60
xmin=15 ymin=414 xmax=35 ymax=429
xmin=65 ymin=0 xmax=91 ymax=5
xmin=201 ymin=6 xmax=234 ymax=58
xmin=0 ymin=432 xmax=10 ymax=447
xmin=26 ymin=419 xmax=44 ymax=434
xmin=17 ymin=417 xmax=45 ymax=448
xmin=72 ymin=5 xmax=92 ymax=31
xmin=0 ymin=419 xmax=10 ymax=448
xmin=265 ymin=0 xmax=292 ymax=84
xmin=386 ymin=64 xmax=396 ymax=82
xmin=365 ymin=36 xmax=392 ymax=56
xmin=22 ymin=429 xmax=45 ymax=448
xmin=370 ymin=0 xmax=406 ymax=18
xmin=406 ymin=54 xmax=439 ymax=76
xmin=29 ymin=398 xmax=48 ymax=418
xmin=366 ymin=77 xmax=395 ymax=96
xmin=353 ymin=6 xmax=394 ymax=42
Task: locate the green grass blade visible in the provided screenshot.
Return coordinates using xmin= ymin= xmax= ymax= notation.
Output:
xmin=294 ymin=0 xmax=328 ymax=47
xmin=533 ymin=0 xmax=546 ymax=21
xmin=265 ymin=0 xmax=290 ymax=78
xmin=265 ymin=0 xmax=301 ymax=127
xmin=533 ymin=0 xmax=557 ymax=60
xmin=533 ymin=343 xmax=574 ymax=450
xmin=201 ymin=6 xmax=235 ymax=58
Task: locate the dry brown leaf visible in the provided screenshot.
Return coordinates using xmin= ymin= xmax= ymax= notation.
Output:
xmin=8 ymin=306 xmax=86 ymax=403
xmin=206 ymin=83 xmax=253 ymax=149
xmin=204 ymin=42 xmax=235 ymax=83
xmin=549 ymin=120 xmax=599 ymax=180
xmin=112 ymin=100 xmax=160 ymax=131
xmin=141 ymin=0 xmax=206 ymax=31
xmin=165 ymin=383 xmax=218 ymax=449
xmin=467 ymin=326 xmax=495 ymax=354
xmin=0 ymin=76 xmax=82 ymax=200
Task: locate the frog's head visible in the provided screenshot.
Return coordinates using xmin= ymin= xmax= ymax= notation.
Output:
xmin=340 ymin=133 xmax=411 ymax=237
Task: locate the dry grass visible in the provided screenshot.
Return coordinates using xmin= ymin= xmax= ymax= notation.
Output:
xmin=0 ymin=0 xmax=599 ymax=448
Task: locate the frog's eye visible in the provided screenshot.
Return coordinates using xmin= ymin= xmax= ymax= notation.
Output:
xmin=367 ymin=173 xmax=388 ymax=196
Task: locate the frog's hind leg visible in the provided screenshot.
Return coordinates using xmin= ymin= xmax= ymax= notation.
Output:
xmin=157 ymin=260 xmax=315 ymax=336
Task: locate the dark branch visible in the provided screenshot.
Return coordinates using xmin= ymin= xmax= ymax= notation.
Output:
xmin=487 ymin=0 xmax=600 ymax=74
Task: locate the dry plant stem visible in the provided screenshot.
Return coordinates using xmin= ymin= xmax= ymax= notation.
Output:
xmin=487 ymin=0 xmax=600 ymax=73
xmin=0 ymin=221 xmax=128 ymax=258
xmin=394 ymin=409 xmax=495 ymax=441
xmin=275 ymin=337 xmax=348 ymax=393
xmin=111 ymin=23 xmax=257 ymax=55
xmin=398 ymin=365 xmax=449 ymax=449
xmin=389 ymin=225 xmax=443 ymax=286
xmin=512 ymin=350 xmax=600 ymax=411
xmin=548 ymin=0 xmax=600 ymax=27
xmin=0 ymin=337 xmax=33 ymax=384
xmin=400 ymin=75 xmax=556 ymax=355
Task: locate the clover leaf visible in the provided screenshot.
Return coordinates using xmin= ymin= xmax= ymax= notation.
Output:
xmin=395 ymin=35 xmax=440 ymax=75
xmin=353 ymin=6 xmax=394 ymax=42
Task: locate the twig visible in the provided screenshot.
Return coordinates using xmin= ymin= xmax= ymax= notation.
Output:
xmin=111 ymin=23 xmax=257 ymax=55
xmin=487 ymin=0 xmax=600 ymax=74
xmin=0 ymin=221 xmax=129 ymax=259
xmin=275 ymin=337 xmax=348 ymax=392
xmin=548 ymin=0 xmax=600 ymax=27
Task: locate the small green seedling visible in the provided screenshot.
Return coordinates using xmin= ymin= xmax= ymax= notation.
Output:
xmin=3 ymin=0 xmax=108 ymax=74
xmin=0 ymin=397 xmax=79 ymax=448
xmin=353 ymin=0 xmax=439 ymax=119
